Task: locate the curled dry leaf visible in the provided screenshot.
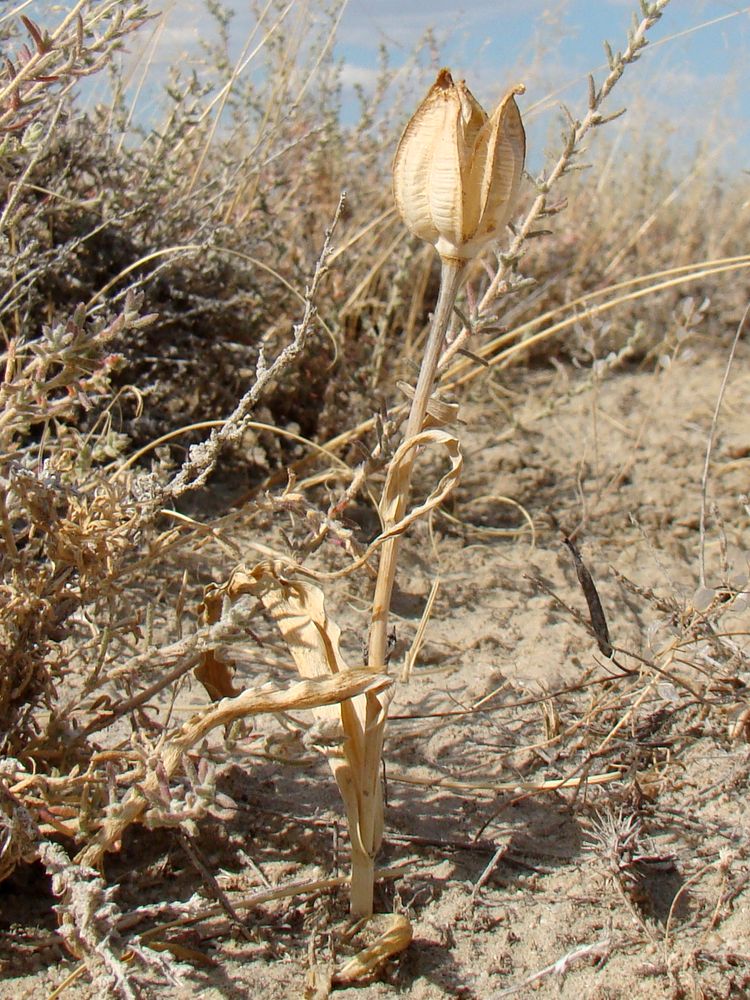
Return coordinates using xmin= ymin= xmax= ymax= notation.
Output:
xmin=333 ymin=913 xmax=414 ymax=984
xmin=222 ymin=562 xmax=351 ymax=687
xmin=77 ymin=668 xmax=388 ymax=867
xmin=378 ymin=428 xmax=463 ymax=539
xmin=216 ymin=562 xmax=393 ymax=908
xmin=396 ymin=379 xmax=461 ymax=427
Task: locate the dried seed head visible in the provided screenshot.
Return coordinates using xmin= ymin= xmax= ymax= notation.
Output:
xmin=393 ymin=68 xmax=526 ymax=263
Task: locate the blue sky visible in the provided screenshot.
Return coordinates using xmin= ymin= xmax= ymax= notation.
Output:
xmin=10 ymin=1 xmax=750 ymax=171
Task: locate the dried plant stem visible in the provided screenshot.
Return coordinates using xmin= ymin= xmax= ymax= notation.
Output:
xmin=349 ymin=259 xmax=464 ymax=917
xmin=368 ymin=258 xmax=465 ymax=669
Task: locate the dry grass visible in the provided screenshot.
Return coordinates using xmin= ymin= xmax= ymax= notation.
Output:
xmin=1 ymin=0 xmax=749 ymax=996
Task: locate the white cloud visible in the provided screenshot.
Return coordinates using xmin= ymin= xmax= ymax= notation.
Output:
xmin=339 ymin=62 xmax=382 ymax=89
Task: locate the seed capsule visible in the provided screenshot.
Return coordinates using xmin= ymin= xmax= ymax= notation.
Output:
xmin=393 ymin=68 xmax=525 ymax=262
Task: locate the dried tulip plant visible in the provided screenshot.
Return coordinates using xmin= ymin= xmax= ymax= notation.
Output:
xmin=361 ymin=69 xmax=525 ymax=911
xmin=200 ymin=69 xmax=527 ymax=925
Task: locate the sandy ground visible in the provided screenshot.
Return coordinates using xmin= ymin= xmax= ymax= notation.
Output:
xmin=2 ymin=341 xmax=749 ymax=998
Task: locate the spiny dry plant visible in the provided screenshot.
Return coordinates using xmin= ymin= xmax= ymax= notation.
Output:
xmin=1 ymin=0 xmax=749 ymax=995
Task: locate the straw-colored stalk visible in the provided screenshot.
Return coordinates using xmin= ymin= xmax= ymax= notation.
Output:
xmin=356 ymin=69 xmax=525 ymax=916
xmin=367 ymin=259 xmax=465 ymax=669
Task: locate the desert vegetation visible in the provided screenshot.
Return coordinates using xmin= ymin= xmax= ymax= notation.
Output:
xmin=1 ymin=1 xmax=749 ymax=996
